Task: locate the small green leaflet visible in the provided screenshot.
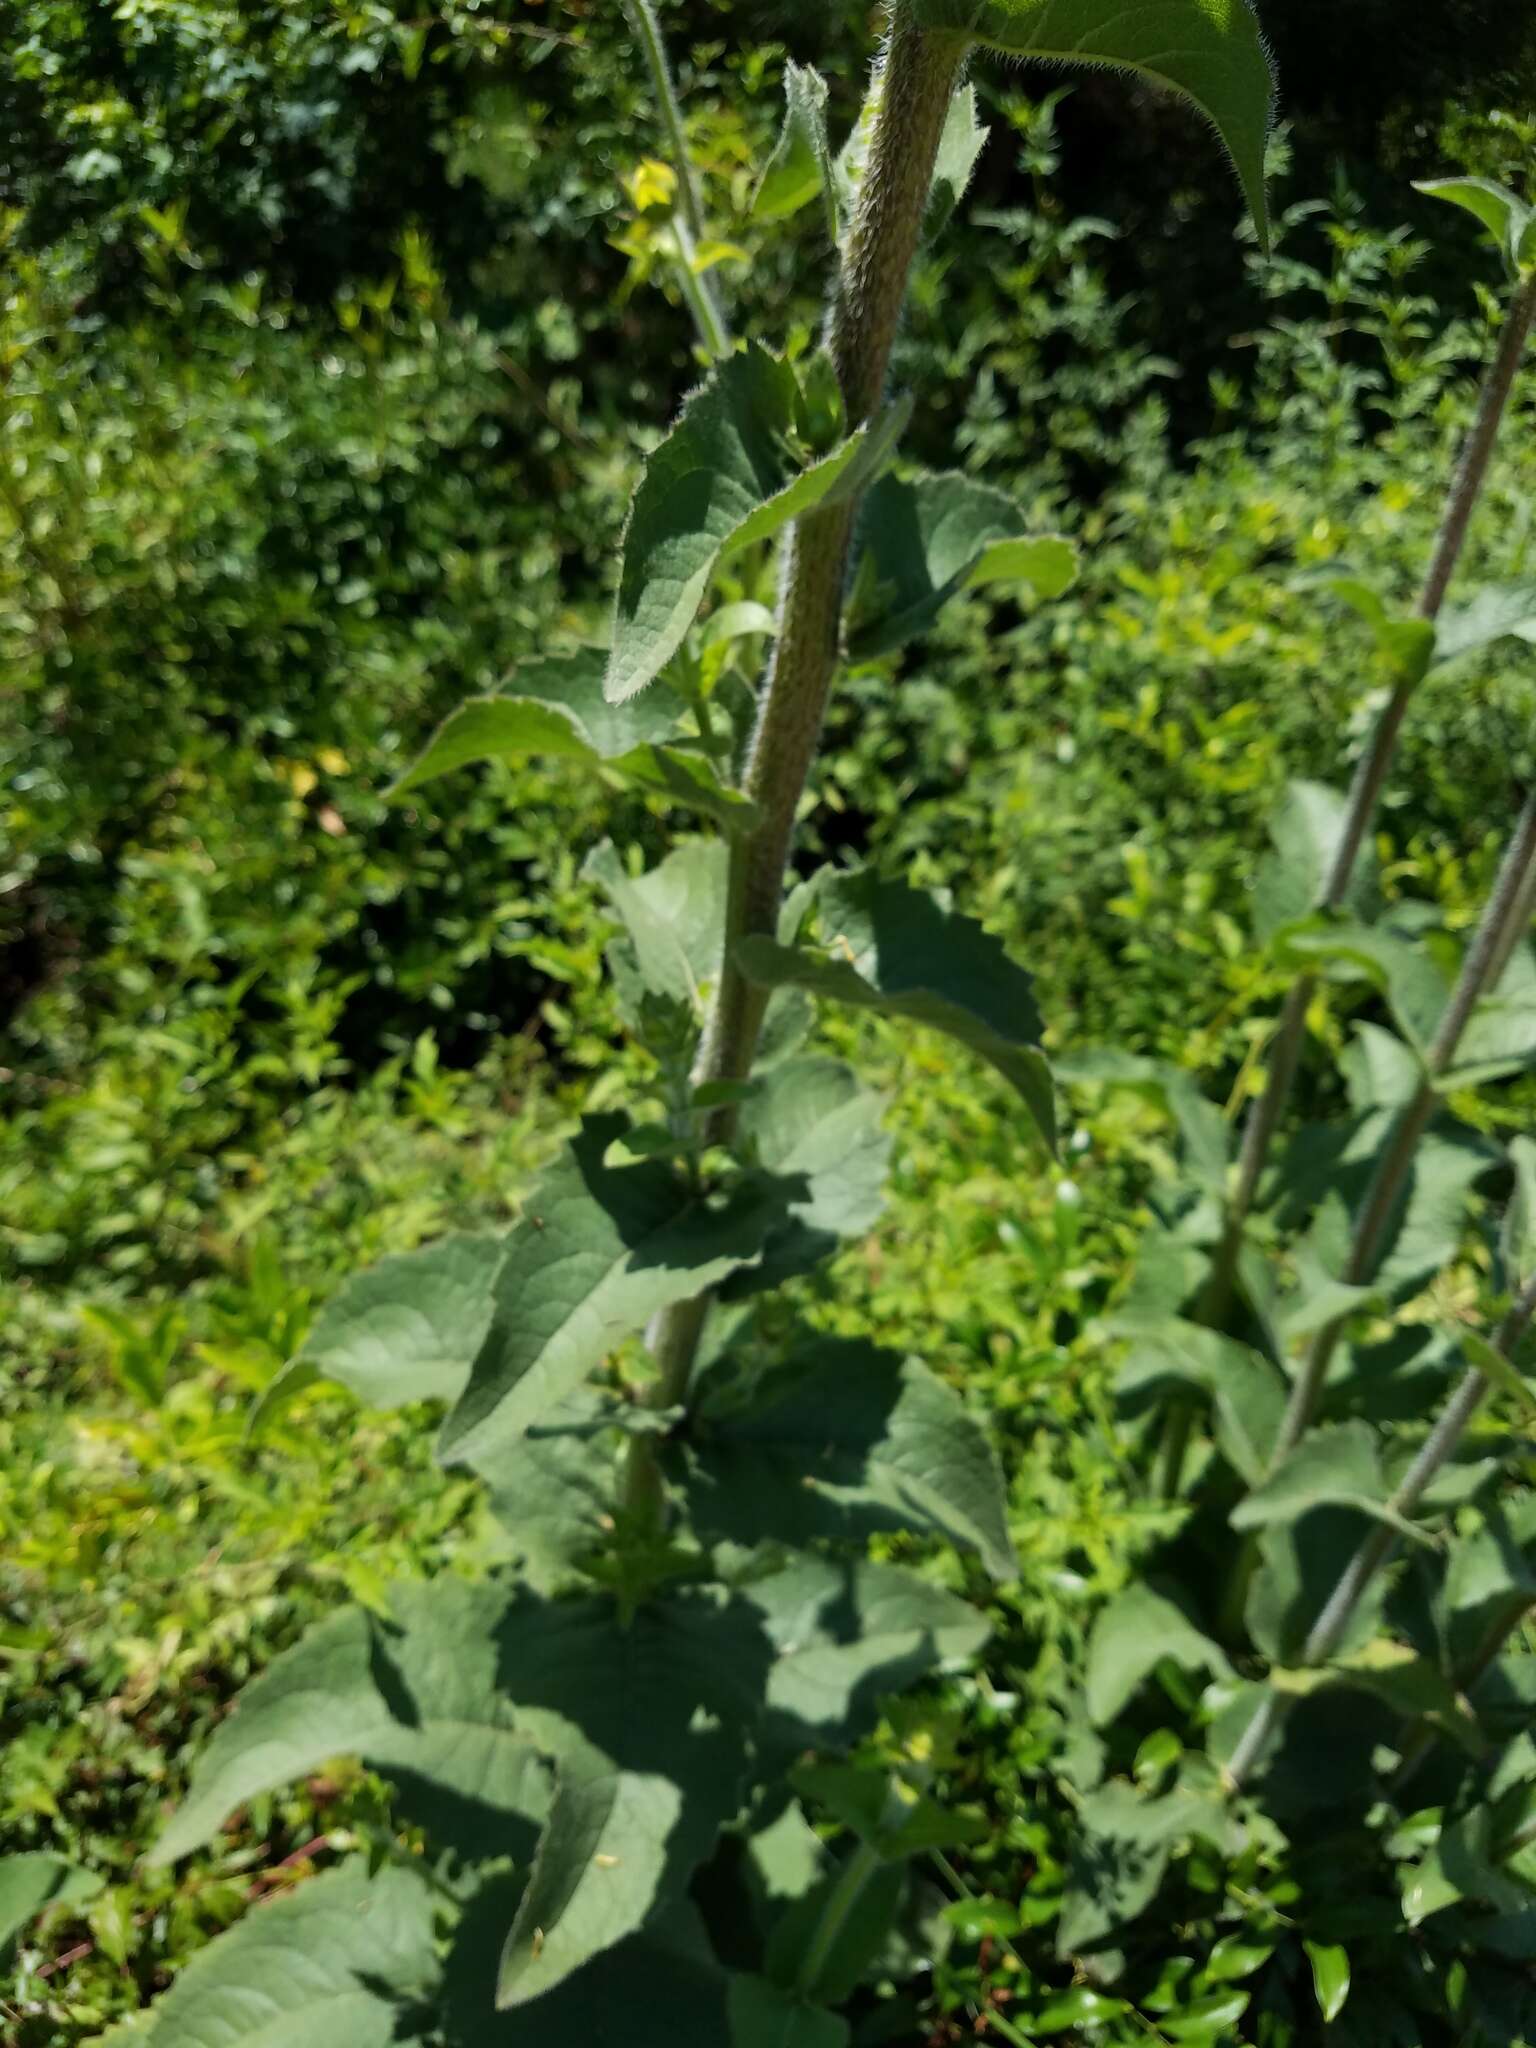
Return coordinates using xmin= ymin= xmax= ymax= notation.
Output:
xmin=736 ymin=867 xmax=1056 ymax=1148
xmin=106 ymin=1864 xmax=438 ymax=2048
xmin=1304 ymin=1940 xmax=1352 ymax=2024
xmin=1083 ymin=1584 xmax=1232 ymax=1726
xmin=389 ymin=649 xmax=756 ymax=831
xmin=752 ymin=62 xmax=837 ymax=238
xmin=685 ymin=1337 xmax=1017 ymax=1577
xmin=925 ymin=85 xmax=989 ymax=238
xmin=1112 ymin=1315 xmax=1286 ymax=1485
xmin=1251 ymin=778 xmax=1380 ymax=940
xmin=436 ymin=1116 xmax=786 ymax=1469
xmin=1321 ymin=575 xmax=1437 ymax=684
xmin=901 ymin=0 xmax=1275 ymax=252
xmin=586 ymin=836 xmax=729 ymax=1013
xmin=1501 ymin=1133 xmax=1536 ymax=1290
xmin=848 ymin=469 xmax=1076 ymax=658
xmin=606 ymin=344 xmax=908 ymax=703
xmin=0 ymin=1853 xmax=102 ymax=1950
xmin=1416 ymin=175 xmax=1536 ymax=279
xmin=150 ymin=1579 xmax=550 ymax=1867
xmin=249 ymin=1233 xmax=506 ymax=1434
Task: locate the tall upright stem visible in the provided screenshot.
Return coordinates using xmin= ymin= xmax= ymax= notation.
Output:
xmin=1226 ymin=1265 xmax=1536 ymax=1790
xmin=1198 ymin=274 xmax=1536 ymax=1331
xmin=628 ymin=11 xmax=967 ymax=1475
xmin=1266 ymin=783 xmax=1536 ymax=1464
xmin=622 ymin=0 xmax=732 ymax=358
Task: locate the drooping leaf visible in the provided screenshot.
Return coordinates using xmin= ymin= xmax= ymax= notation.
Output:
xmin=1056 ymin=1779 xmax=1232 ymax=1957
xmin=729 ymin=1973 xmax=852 ymax=2048
xmin=1112 ymin=1317 xmax=1286 ymax=1484
xmin=437 ymin=1116 xmax=785 ymax=1469
xmin=753 ymin=63 xmax=837 ymax=237
xmin=737 ymin=867 xmax=1055 ymax=1147
xmin=1084 ymin=1585 xmax=1232 ymax=1727
xmin=1278 ymin=918 xmax=1447 ymax=1055
xmin=1231 ymin=1420 xmax=1430 ymax=1545
xmin=1438 ymin=1500 xmax=1536 ymax=1671
xmin=685 ymin=1337 xmax=1016 ymax=1578
xmin=1322 ymin=576 xmax=1437 ymax=684
xmin=763 ymin=1860 xmax=907 ymax=2004
xmin=1500 ymin=1134 xmax=1536 ymax=1290
xmin=606 ymin=344 xmax=906 ymax=703
xmin=115 ymin=1863 xmax=438 ymax=2048
xmin=1282 ymin=1639 xmax=1483 ymax=1756
xmin=1415 ymin=175 xmax=1533 ymax=279
xmin=745 ymin=1557 xmax=990 ymax=1755
xmin=495 ymin=1589 xmax=772 ymax=2006
xmin=390 ymin=649 xmax=756 ymax=831
xmin=1340 ymin=1022 xmax=1423 ymax=1113
xmin=586 ymin=836 xmax=730 ymax=1014
xmin=848 ymin=469 xmax=1075 ymax=658
xmin=1304 ymin=1942 xmax=1351 ymax=2026
xmin=722 ymin=1058 xmax=891 ymax=1296
xmin=924 ymin=84 xmax=990 ymax=237
xmin=150 ymin=1579 xmax=551 ymax=1867
xmin=249 ymin=1234 xmax=506 ymax=1434
xmin=0 ymin=1853 xmax=102 ymax=1950
xmin=902 ymin=0 xmax=1275 ymax=251
xmin=1245 ymin=1509 xmax=1387 ymax=1665
xmin=1251 ymin=779 xmax=1380 ymax=941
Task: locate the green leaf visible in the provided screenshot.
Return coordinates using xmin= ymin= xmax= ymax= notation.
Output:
xmin=1084 ymin=1586 xmax=1232 ymax=1727
xmin=587 ymin=836 xmax=730 ymax=1014
xmin=1460 ymin=1327 xmax=1536 ymax=1425
xmin=745 ymin=1557 xmax=990 ymax=1754
xmin=1277 ymin=918 xmax=1446 ymax=1055
xmin=848 ymin=469 xmax=1075 ymax=658
xmin=495 ymin=1589 xmax=772 ymax=2006
xmin=479 ymin=1395 xmax=619 ymax=1592
xmin=1501 ymin=1134 xmax=1536 ymax=1290
xmin=1322 ymin=575 xmax=1437 ymax=684
xmin=723 ymin=1058 xmax=891 ymax=1296
xmin=117 ymin=1863 xmax=438 ymax=2048
xmin=753 ymin=63 xmax=837 ymax=238
xmin=925 ymin=84 xmax=989 ymax=237
xmin=730 ymin=1974 xmax=852 ymax=2048
xmin=903 ymin=0 xmax=1275 ymax=252
xmin=1112 ymin=1317 xmax=1286 ymax=1485
xmin=437 ymin=1116 xmax=785 ymax=1469
xmin=791 ymin=1762 xmax=988 ymax=1860
xmin=1245 ymin=1510 xmax=1387 ymax=1666
xmin=1432 ymin=581 xmax=1536 ymax=666
xmin=1439 ymin=1500 xmax=1536 ymax=1669
xmin=249 ymin=1234 xmax=505 ymax=1434
xmin=737 ymin=867 xmax=1055 ymax=1147
xmin=1252 ymin=779 xmax=1380 ymax=941
xmin=150 ymin=1579 xmax=550 ymax=1867
xmin=387 ymin=648 xmax=756 ymax=829
xmin=0 ymin=1853 xmax=102 ymax=1950
xmin=1056 ymin=1047 xmax=1229 ymax=1192
xmin=686 ymin=1338 xmax=1017 ymax=1578
xmin=1415 ymin=176 xmax=1533 ymax=277
xmin=606 ymin=344 xmax=906 ymax=703
xmin=1056 ymin=1779 xmax=1231 ymax=1957
xmin=1231 ymin=1420 xmax=1430 ymax=1545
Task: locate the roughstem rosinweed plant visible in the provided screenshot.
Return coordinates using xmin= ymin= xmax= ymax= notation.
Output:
xmin=14 ymin=2 xmax=1536 ymax=2042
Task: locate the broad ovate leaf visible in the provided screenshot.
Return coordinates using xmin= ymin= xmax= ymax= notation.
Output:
xmin=1230 ymin=1419 xmax=1431 ymax=1545
xmin=117 ymin=1863 xmax=438 ymax=2048
xmin=150 ymin=1578 xmax=550 ymax=1867
xmin=0 ymin=1853 xmax=102 ymax=1950
xmin=903 ymin=0 xmax=1275 ymax=251
xmin=1432 ymin=580 xmax=1536 ymax=667
xmin=249 ymin=1233 xmax=506 ymax=1434
xmin=737 ymin=867 xmax=1055 ymax=1148
xmin=849 ymin=469 xmax=1075 ymax=658
xmin=606 ymin=344 xmax=906 ymax=703
xmin=437 ymin=1116 xmax=786 ymax=1469
xmin=686 ymin=1337 xmax=1017 ymax=1577
xmin=390 ymin=649 xmax=755 ymax=831
xmin=1251 ymin=778 xmax=1380 ymax=941
xmin=1084 ymin=1585 xmax=1232 ymax=1726
xmin=753 ymin=62 xmax=837 ymax=236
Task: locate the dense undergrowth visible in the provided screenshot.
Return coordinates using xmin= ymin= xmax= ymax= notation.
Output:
xmin=7 ymin=4 xmax=1536 ymax=2043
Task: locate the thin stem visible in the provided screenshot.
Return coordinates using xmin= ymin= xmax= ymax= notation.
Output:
xmin=1226 ymin=1266 xmax=1536 ymax=1790
xmin=797 ymin=1840 xmax=883 ymax=1997
xmin=1198 ymin=274 xmax=1536 ymax=1330
xmin=622 ymin=0 xmax=731 ymax=357
xmin=625 ymin=11 xmax=967 ymax=1496
xmin=1267 ymin=783 xmax=1536 ymax=1464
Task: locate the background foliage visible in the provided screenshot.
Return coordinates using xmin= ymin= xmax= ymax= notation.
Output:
xmin=6 ymin=2 xmax=1536 ymax=2041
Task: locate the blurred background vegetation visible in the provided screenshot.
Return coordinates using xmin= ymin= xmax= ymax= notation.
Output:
xmin=5 ymin=2 xmax=1536 ymax=2040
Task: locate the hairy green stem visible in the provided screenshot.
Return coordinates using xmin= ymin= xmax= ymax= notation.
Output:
xmin=1226 ymin=1265 xmax=1536 ymax=1790
xmin=622 ymin=0 xmax=731 ymax=358
xmin=627 ymin=11 xmax=967 ymax=1501
xmin=1266 ymin=783 xmax=1536 ymax=1465
xmin=1197 ymin=273 xmax=1536 ymax=1334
